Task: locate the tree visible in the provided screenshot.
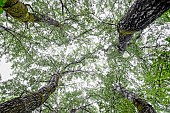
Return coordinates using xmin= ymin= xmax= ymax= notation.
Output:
xmin=1 ymin=0 xmax=62 ymax=27
xmin=0 ymin=73 xmax=59 ymax=113
xmin=0 ymin=0 xmax=170 ymax=113
xmin=117 ymin=0 xmax=170 ymax=52
xmin=113 ymin=84 xmax=156 ymax=113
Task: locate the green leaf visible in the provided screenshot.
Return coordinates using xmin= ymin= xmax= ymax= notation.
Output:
xmin=0 ymin=3 xmax=4 ymax=6
xmin=161 ymin=9 xmax=170 ymax=22
xmin=3 ymin=0 xmax=7 ymax=3
xmin=0 ymin=8 xmax=3 ymax=14
xmin=0 ymin=0 xmax=7 ymax=7
xmin=165 ymin=37 xmax=170 ymax=43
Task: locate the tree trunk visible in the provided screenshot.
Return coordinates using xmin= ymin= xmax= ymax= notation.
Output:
xmin=117 ymin=0 xmax=170 ymax=52
xmin=113 ymin=84 xmax=156 ymax=113
xmin=0 ymin=74 xmax=60 ymax=113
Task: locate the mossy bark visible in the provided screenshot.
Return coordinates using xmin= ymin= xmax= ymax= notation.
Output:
xmin=2 ymin=0 xmax=62 ymax=27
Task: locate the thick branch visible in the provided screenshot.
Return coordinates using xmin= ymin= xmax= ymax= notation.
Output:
xmin=2 ymin=0 xmax=62 ymax=27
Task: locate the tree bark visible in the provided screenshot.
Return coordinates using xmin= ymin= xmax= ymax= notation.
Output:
xmin=2 ymin=0 xmax=62 ymax=27
xmin=113 ymin=83 xmax=156 ymax=113
xmin=0 ymin=73 xmax=60 ymax=113
xmin=117 ymin=0 xmax=170 ymax=53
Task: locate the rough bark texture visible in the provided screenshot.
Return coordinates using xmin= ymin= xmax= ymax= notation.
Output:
xmin=33 ymin=13 xmax=61 ymax=27
xmin=2 ymin=0 xmax=62 ymax=27
xmin=117 ymin=0 xmax=170 ymax=53
xmin=0 ymin=73 xmax=60 ymax=113
xmin=113 ymin=84 xmax=156 ymax=113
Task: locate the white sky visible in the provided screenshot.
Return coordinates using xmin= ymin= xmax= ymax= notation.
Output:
xmin=0 ymin=23 xmax=170 ymax=82
xmin=0 ymin=56 xmax=12 ymax=82
xmin=0 ymin=0 xmax=170 ymax=85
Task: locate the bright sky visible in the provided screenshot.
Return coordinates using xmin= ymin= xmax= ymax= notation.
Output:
xmin=0 ymin=0 xmax=170 ymax=84
xmin=0 ymin=23 xmax=170 ymax=82
xmin=0 ymin=56 xmax=12 ymax=82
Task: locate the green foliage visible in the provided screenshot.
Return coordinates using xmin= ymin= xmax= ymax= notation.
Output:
xmin=161 ymin=9 xmax=170 ymax=22
xmin=0 ymin=0 xmax=7 ymax=14
xmin=165 ymin=37 xmax=170 ymax=43
xmin=0 ymin=0 xmax=170 ymax=113
xmin=114 ymin=97 xmax=136 ymax=113
xmin=0 ymin=0 xmax=7 ymax=6
xmin=142 ymin=49 xmax=170 ymax=112
xmin=0 ymin=8 xmax=3 ymax=14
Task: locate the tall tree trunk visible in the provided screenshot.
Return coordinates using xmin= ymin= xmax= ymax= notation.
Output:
xmin=0 ymin=73 xmax=60 ymax=113
xmin=117 ymin=0 xmax=170 ymax=53
xmin=2 ymin=0 xmax=62 ymax=27
xmin=113 ymin=84 xmax=156 ymax=113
